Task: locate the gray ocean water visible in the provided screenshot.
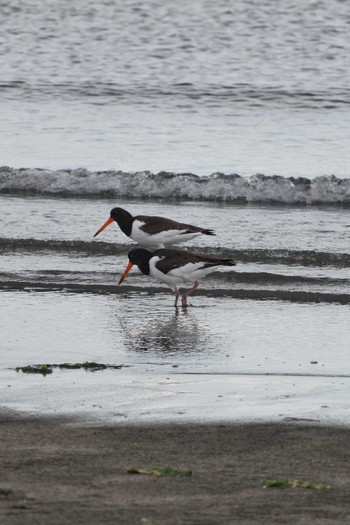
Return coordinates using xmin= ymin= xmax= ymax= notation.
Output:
xmin=1 ymin=0 xmax=349 ymax=423
xmin=1 ymin=0 xmax=350 ymax=175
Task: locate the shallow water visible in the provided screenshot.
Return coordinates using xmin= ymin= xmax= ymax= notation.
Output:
xmin=1 ymin=196 xmax=349 ymax=302
xmin=1 ymin=291 xmax=349 ymax=424
xmin=2 ymin=194 xmax=350 ymax=250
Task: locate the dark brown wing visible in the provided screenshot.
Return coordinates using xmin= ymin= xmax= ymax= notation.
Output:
xmin=153 ymin=249 xmax=235 ymax=274
xmin=135 ymin=215 xmax=214 ymax=236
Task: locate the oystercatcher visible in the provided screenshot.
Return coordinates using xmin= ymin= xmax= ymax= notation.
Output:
xmin=93 ymin=207 xmax=215 ymax=248
xmin=118 ymin=248 xmax=236 ymax=307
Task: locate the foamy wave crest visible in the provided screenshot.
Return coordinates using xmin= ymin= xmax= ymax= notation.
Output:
xmin=1 ymin=167 xmax=349 ymax=204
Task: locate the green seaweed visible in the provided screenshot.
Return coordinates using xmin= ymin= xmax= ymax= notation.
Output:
xmin=15 ymin=362 xmax=124 ymax=375
xmin=126 ymin=466 xmax=192 ymax=478
xmin=263 ymin=479 xmax=330 ymax=490
xmin=58 ymin=363 xmax=82 ymax=369
xmin=58 ymin=361 xmax=123 ymax=371
xmin=82 ymin=361 xmax=108 ymax=370
xmin=16 ymin=364 xmax=53 ymax=376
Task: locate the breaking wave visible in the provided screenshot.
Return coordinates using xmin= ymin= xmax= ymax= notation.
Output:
xmin=1 ymin=167 xmax=349 ymax=205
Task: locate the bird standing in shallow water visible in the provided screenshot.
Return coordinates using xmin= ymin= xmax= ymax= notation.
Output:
xmin=118 ymin=248 xmax=236 ymax=307
xmin=93 ymin=207 xmax=215 ymax=248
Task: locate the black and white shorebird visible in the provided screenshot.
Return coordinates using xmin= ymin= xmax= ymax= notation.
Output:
xmin=118 ymin=248 xmax=236 ymax=307
xmin=93 ymin=207 xmax=215 ymax=248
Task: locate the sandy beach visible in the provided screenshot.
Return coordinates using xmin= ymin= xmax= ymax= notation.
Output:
xmin=1 ymin=412 xmax=350 ymax=524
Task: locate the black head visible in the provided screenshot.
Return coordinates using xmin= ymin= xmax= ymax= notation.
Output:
xmin=118 ymin=248 xmax=152 ymax=285
xmin=128 ymin=248 xmax=153 ymax=276
xmin=94 ymin=207 xmax=132 ymax=238
xmin=128 ymin=248 xmax=152 ymax=267
xmin=110 ymin=207 xmax=132 ymax=221
xmin=109 ymin=208 xmax=134 ymax=236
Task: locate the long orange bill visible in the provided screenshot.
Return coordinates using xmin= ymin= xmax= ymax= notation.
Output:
xmin=118 ymin=262 xmax=134 ymax=285
xmin=93 ymin=217 xmax=114 ymax=238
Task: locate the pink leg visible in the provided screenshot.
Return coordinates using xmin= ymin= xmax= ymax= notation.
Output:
xmin=174 ymin=289 xmax=180 ymax=307
xmin=181 ymin=281 xmax=200 ymax=307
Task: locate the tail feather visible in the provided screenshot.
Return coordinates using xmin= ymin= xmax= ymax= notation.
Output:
xmin=222 ymin=259 xmax=236 ymax=266
xmin=203 ymin=229 xmax=215 ymax=236
xmin=203 ymin=259 xmax=236 ymax=269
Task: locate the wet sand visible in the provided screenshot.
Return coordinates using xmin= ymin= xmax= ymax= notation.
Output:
xmin=1 ymin=412 xmax=350 ymax=524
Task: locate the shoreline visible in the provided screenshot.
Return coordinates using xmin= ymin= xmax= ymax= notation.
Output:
xmin=1 ymin=412 xmax=350 ymax=524
xmin=3 ymin=282 xmax=350 ymax=305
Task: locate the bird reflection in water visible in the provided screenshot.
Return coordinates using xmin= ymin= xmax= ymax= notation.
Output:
xmin=118 ymin=302 xmax=210 ymax=356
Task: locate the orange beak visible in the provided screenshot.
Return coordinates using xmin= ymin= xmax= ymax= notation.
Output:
xmin=93 ymin=217 xmax=114 ymax=238
xmin=118 ymin=262 xmax=134 ymax=285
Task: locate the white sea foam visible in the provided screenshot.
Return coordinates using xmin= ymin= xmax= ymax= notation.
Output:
xmin=1 ymin=167 xmax=349 ymax=204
